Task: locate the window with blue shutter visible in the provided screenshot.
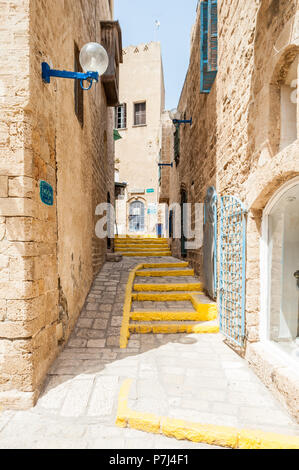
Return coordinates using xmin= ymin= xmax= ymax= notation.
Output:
xmin=200 ymin=0 xmax=218 ymax=93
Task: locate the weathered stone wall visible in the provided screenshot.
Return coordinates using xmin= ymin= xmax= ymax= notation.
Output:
xmin=168 ymin=0 xmax=299 ymax=419
xmin=0 ymin=0 xmax=115 ymax=409
xmin=168 ymin=2 xmax=217 ymax=272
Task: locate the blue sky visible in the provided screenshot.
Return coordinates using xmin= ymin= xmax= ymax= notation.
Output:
xmin=114 ymin=0 xmax=199 ymax=110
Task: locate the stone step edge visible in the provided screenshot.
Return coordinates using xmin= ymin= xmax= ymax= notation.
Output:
xmin=130 ymin=312 xmax=217 ymax=322
xmin=121 ymin=253 xmax=172 ymax=257
xmin=134 ymin=283 xmax=203 ymax=292
xmin=135 ymin=269 xmax=195 ymax=277
xmin=129 ymin=322 xmax=220 ymax=334
xmin=116 ymin=379 xmax=299 ymax=449
xmin=115 ymin=248 xmax=170 ymax=252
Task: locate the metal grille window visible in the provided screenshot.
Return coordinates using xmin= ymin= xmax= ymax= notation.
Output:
xmin=115 ymin=104 xmax=127 ymax=129
xmin=134 ymin=102 xmax=146 ymax=126
xmin=200 ymin=0 xmax=218 ymax=93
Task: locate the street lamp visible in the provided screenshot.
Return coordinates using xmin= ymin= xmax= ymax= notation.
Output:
xmin=42 ymin=42 xmax=109 ymax=91
xmin=169 ymin=108 xmax=192 ymax=126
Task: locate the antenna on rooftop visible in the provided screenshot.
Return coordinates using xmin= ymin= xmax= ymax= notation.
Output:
xmin=154 ymin=20 xmax=161 ymax=42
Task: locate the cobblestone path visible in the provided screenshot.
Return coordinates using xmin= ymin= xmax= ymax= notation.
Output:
xmin=0 ymin=256 xmax=298 ymax=449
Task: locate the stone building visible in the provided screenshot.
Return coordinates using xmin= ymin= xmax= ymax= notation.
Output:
xmin=0 ymin=0 xmax=122 ymax=409
xmin=114 ymin=42 xmax=166 ymax=237
xmin=160 ymin=0 xmax=299 ymax=420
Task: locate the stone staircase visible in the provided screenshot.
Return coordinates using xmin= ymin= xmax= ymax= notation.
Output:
xmin=115 ymin=237 xmax=171 ymax=257
xmin=129 ymin=261 xmax=219 ymax=335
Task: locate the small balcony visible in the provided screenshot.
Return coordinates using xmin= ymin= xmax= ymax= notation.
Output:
xmin=100 ymin=20 xmax=123 ymax=106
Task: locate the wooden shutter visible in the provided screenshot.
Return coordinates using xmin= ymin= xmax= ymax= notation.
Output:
xmin=208 ymin=0 xmax=218 ymax=72
xmin=200 ymin=1 xmax=217 ymax=93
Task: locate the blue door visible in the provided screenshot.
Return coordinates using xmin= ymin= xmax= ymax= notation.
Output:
xmin=220 ymin=195 xmax=247 ymax=346
xmin=203 ymin=187 xmax=218 ymax=300
xmin=129 ymin=201 xmax=145 ymax=232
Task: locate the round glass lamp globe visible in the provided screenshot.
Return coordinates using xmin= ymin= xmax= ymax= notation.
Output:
xmin=79 ymin=42 xmax=109 ymax=75
xmin=169 ymin=108 xmax=181 ymax=120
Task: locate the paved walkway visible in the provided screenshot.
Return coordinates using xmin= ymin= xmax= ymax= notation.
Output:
xmin=0 ymin=257 xmax=298 ymax=449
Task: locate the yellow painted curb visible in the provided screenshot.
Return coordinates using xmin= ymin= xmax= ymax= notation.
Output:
xmin=136 ymin=269 xmax=195 ymax=277
xmin=161 ymin=417 xmax=238 ymax=448
xmin=129 ymin=323 xmax=220 ymax=334
xmin=116 ymin=380 xmax=299 ymax=449
xmin=115 ymin=378 xmax=132 ymax=427
xmin=119 ymin=264 xmax=144 ymax=348
xmin=238 ymin=429 xmax=299 ymax=449
xmin=134 ymin=283 xmax=203 ymax=292
xmin=128 ymin=411 xmax=161 ymax=434
xmin=130 ymin=312 xmax=216 ymax=322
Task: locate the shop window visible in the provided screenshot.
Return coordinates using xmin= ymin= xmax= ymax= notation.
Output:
xmin=115 ymin=103 xmax=127 ymax=129
xmin=266 ymin=180 xmax=299 ymax=360
xmin=200 ymin=0 xmax=218 ymax=93
xmin=134 ymin=102 xmax=146 ymax=126
xmin=280 ymin=57 xmax=298 ymax=151
xmin=74 ymin=43 xmax=84 ymax=127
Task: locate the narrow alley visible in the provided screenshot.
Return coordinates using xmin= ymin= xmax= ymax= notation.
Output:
xmin=0 ymin=248 xmax=298 ymax=449
xmin=1 ymin=0 xmax=299 ymax=452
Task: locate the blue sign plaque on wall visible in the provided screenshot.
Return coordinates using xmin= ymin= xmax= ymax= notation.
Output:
xmin=40 ymin=180 xmax=54 ymax=206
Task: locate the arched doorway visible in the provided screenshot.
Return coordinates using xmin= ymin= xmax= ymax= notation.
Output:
xmin=262 ymin=178 xmax=299 ymax=361
xmin=129 ymin=201 xmax=145 ymax=233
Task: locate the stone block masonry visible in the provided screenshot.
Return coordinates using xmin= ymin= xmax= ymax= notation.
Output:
xmin=0 ymin=0 xmax=115 ymax=409
xmin=165 ymin=0 xmax=299 ymax=421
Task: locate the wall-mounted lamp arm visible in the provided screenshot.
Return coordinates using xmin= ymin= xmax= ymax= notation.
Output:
xmin=172 ymin=118 xmax=192 ymax=127
xmin=158 ymin=162 xmax=174 ymax=168
xmin=42 ymin=62 xmax=99 ymax=90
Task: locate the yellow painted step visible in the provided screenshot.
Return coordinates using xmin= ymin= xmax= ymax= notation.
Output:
xmin=136 ymin=269 xmax=194 ymax=277
xmin=115 ymin=247 xmax=169 ymax=252
xmin=129 ymin=322 xmax=220 ymax=334
xmin=143 ymin=263 xmax=189 ymax=268
xmin=132 ymin=292 xmax=202 ymax=302
xmin=121 ymin=252 xmax=172 ymax=257
xmin=132 ymin=293 xmax=217 ymax=321
xmin=115 ymin=241 xmax=169 ymax=245
xmin=131 ymin=311 xmax=213 ymax=322
xmin=134 ymin=283 xmax=203 ymax=292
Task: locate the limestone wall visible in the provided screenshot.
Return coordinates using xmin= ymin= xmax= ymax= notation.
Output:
xmin=0 ymin=0 xmax=115 ymax=409
xmin=167 ymin=0 xmax=299 ymax=419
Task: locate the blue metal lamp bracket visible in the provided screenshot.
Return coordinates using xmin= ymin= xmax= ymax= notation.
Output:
xmin=42 ymin=62 xmax=99 ymax=90
xmin=172 ymin=118 xmax=192 ymax=127
xmin=158 ymin=163 xmax=174 ymax=168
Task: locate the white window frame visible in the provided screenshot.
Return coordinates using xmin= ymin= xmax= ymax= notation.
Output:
xmin=260 ymin=175 xmax=299 ymax=369
xmin=115 ymin=103 xmax=127 ymax=129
